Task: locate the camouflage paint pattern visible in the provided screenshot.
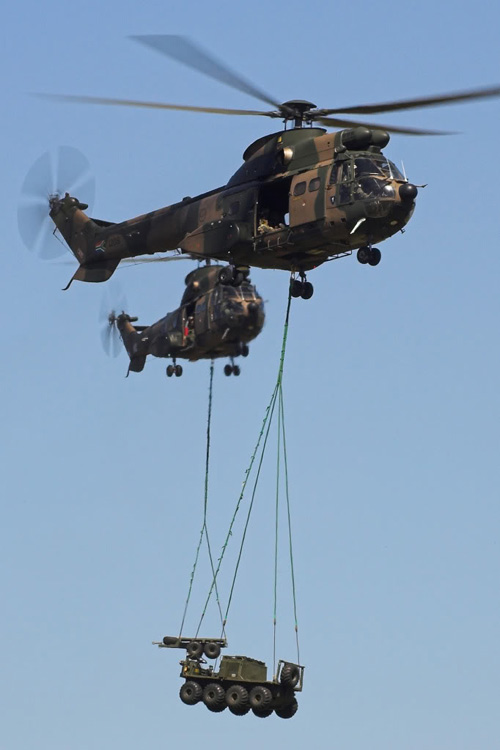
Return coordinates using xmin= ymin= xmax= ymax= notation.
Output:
xmin=48 ymin=126 xmax=418 ymax=285
xmin=112 ymin=264 xmax=265 ymax=374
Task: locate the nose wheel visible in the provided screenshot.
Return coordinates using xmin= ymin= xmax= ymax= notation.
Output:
xmin=290 ymin=273 xmax=314 ymax=300
xmin=357 ymin=246 xmax=381 ymax=266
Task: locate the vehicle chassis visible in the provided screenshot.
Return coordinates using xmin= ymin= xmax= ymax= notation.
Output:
xmin=156 ymin=635 xmax=304 ymax=719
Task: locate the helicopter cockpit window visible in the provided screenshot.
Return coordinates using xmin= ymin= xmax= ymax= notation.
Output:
xmin=293 ymin=181 xmax=306 ymax=196
xmin=354 ymin=158 xmax=404 ymax=181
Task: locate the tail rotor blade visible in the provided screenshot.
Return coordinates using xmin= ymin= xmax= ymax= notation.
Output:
xmin=18 ymin=146 xmax=95 ymax=259
xmin=99 ymin=284 xmax=128 ymax=358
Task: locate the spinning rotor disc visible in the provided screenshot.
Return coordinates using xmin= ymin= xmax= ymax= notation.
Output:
xmin=18 ymin=146 xmax=95 ymax=259
xmin=37 ymin=35 xmax=500 ymax=137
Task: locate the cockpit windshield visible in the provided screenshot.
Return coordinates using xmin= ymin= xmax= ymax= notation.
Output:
xmin=354 ymin=157 xmax=404 ymax=181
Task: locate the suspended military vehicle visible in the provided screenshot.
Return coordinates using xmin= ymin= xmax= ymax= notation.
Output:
xmin=157 ymin=636 xmax=303 ymax=719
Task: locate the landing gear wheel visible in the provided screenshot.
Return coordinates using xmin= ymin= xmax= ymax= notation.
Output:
xmin=174 ymin=364 xmax=183 ymax=377
xmin=275 ymin=698 xmax=298 ymax=719
xmin=249 ymin=685 xmax=273 ymax=711
xmin=232 ymin=271 xmax=245 ymax=286
xmin=166 ymin=364 xmax=175 ymax=377
xmin=240 ymin=344 xmax=249 ymax=357
xmin=232 ymin=365 xmax=240 ymax=376
xmin=203 ymin=642 xmax=221 ymax=660
xmin=203 ymin=683 xmax=226 ymax=712
xmin=224 ymin=364 xmax=232 ymax=377
xmin=357 ymin=247 xmax=370 ymax=264
xmin=225 ymin=684 xmax=250 ymax=715
xmin=186 ymin=641 xmax=203 ymax=659
xmin=218 ymin=265 xmax=235 ymax=285
xmin=290 ymin=279 xmax=303 ymax=298
xmin=280 ymin=663 xmax=300 ymax=688
xmin=368 ymin=247 xmax=381 ymax=266
xmin=252 ymin=706 xmax=273 ymax=718
xmin=301 ymin=281 xmax=314 ymax=300
xmin=179 ymin=681 xmax=202 ymax=705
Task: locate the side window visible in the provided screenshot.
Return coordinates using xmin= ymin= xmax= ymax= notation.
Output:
xmin=309 ymin=177 xmax=320 ymax=192
xmin=293 ymin=181 xmax=306 ymax=196
xmin=341 ymin=162 xmax=351 ymax=182
xmin=228 ymin=201 xmax=240 ymax=216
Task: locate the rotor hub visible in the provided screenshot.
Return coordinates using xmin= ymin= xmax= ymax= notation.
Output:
xmin=280 ymin=100 xmax=317 ymax=127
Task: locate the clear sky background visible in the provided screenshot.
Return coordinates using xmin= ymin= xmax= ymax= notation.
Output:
xmin=2 ymin=2 xmax=500 ymax=749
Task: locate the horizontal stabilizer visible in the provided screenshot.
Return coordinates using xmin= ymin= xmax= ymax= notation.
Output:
xmin=63 ymin=259 xmax=121 ymax=289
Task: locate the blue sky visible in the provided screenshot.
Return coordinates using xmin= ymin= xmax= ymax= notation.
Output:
xmin=2 ymin=1 xmax=500 ymax=748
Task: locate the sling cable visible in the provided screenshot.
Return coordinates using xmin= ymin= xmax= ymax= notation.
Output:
xmin=156 ymin=288 xmax=304 ymax=719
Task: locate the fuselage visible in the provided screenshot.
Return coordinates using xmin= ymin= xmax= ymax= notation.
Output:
xmin=117 ymin=267 xmax=265 ymax=367
xmin=50 ymin=126 xmax=418 ymax=282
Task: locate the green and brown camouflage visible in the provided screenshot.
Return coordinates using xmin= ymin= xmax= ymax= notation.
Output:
xmin=109 ymin=264 xmax=265 ymax=376
xmin=49 ymin=125 xmax=418 ymax=287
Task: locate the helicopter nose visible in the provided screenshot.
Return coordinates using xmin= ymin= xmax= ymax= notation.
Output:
xmin=399 ymin=182 xmax=418 ymax=202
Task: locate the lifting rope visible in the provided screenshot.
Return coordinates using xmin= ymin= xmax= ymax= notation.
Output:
xmin=192 ymin=287 xmax=300 ymax=670
xmin=178 ymin=360 xmax=226 ymax=639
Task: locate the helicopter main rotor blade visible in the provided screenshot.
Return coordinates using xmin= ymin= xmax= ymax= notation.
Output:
xmin=317 ymin=84 xmax=500 ymax=117
xmin=131 ymin=34 xmax=281 ymax=110
xmin=36 ymin=92 xmax=271 ymax=117
xmin=315 ymin=115 xmax=454 ymax=136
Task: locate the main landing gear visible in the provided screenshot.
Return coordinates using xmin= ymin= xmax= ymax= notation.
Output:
xmin=357 ymin=246 xmax=381 ymax=266
xmin=290 ymin=273 xmax=314 ymax=300
xmin=218 ymin=265 xmax=250 ymax=286
xmin=224 ymin=357 xmax=240 ymax=376
xmin=166 ymin=361 xmax=183 ymax=377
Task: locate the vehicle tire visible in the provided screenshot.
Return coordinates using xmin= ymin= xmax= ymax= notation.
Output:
xmin=233 ymin=365 xmax=241 ymax=376
xmin=218 ymin=266 xmax=235 ymax=285
xmin=240 ymin=344 xmax=249 ymax=357
xmin=280 ymin=663 xmax=300 ymax=688
xmin=162 ymin=635 xmax=178 ymax=646
xmin=166 ymin=364 xmax=175 ymax=377
xmin=203 ymin=683 xmax=226 ymax=712
xmin=357 ymin=247 xmax=370 ymax=264
xmin=301 ymin=281 xmax=314 ymax=300
xmin=224 ymin=364 xmax=232 ymax=376
xmin=204 ymin=642 xmax=221 ymax=660
xmin=252 ymin=707 xmax=273 ymax=718
xmin=186 ymin=641 xmax=203 ymax=659
xmin=225 ymin=684 xmax=250 ymax=715
xmin=290 ymin=279 xmax=303 ymax=298
xmin=179 ymin=680 xmax=202 ymax=706
xmin=249 ymin=685 xmax=273 ymax=710
xmin=174 ymin=364 xmax=183 ymax=377
xmin=368 ymin=247 xmax=381 ymax=266
xmin=275 ymin=697 xmax=298 ymax=719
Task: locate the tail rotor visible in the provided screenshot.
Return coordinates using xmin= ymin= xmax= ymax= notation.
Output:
xmin=99 ymin=286 xmax=128 ymax=358
xmin=18 ymin=146 xmax=95 ymax=259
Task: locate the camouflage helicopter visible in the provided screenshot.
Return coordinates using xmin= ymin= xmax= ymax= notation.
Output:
xmin=25 ymin=36 xmax=500 ymax=299
xmin=103 ymin=264 xmax=265 ymax=377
